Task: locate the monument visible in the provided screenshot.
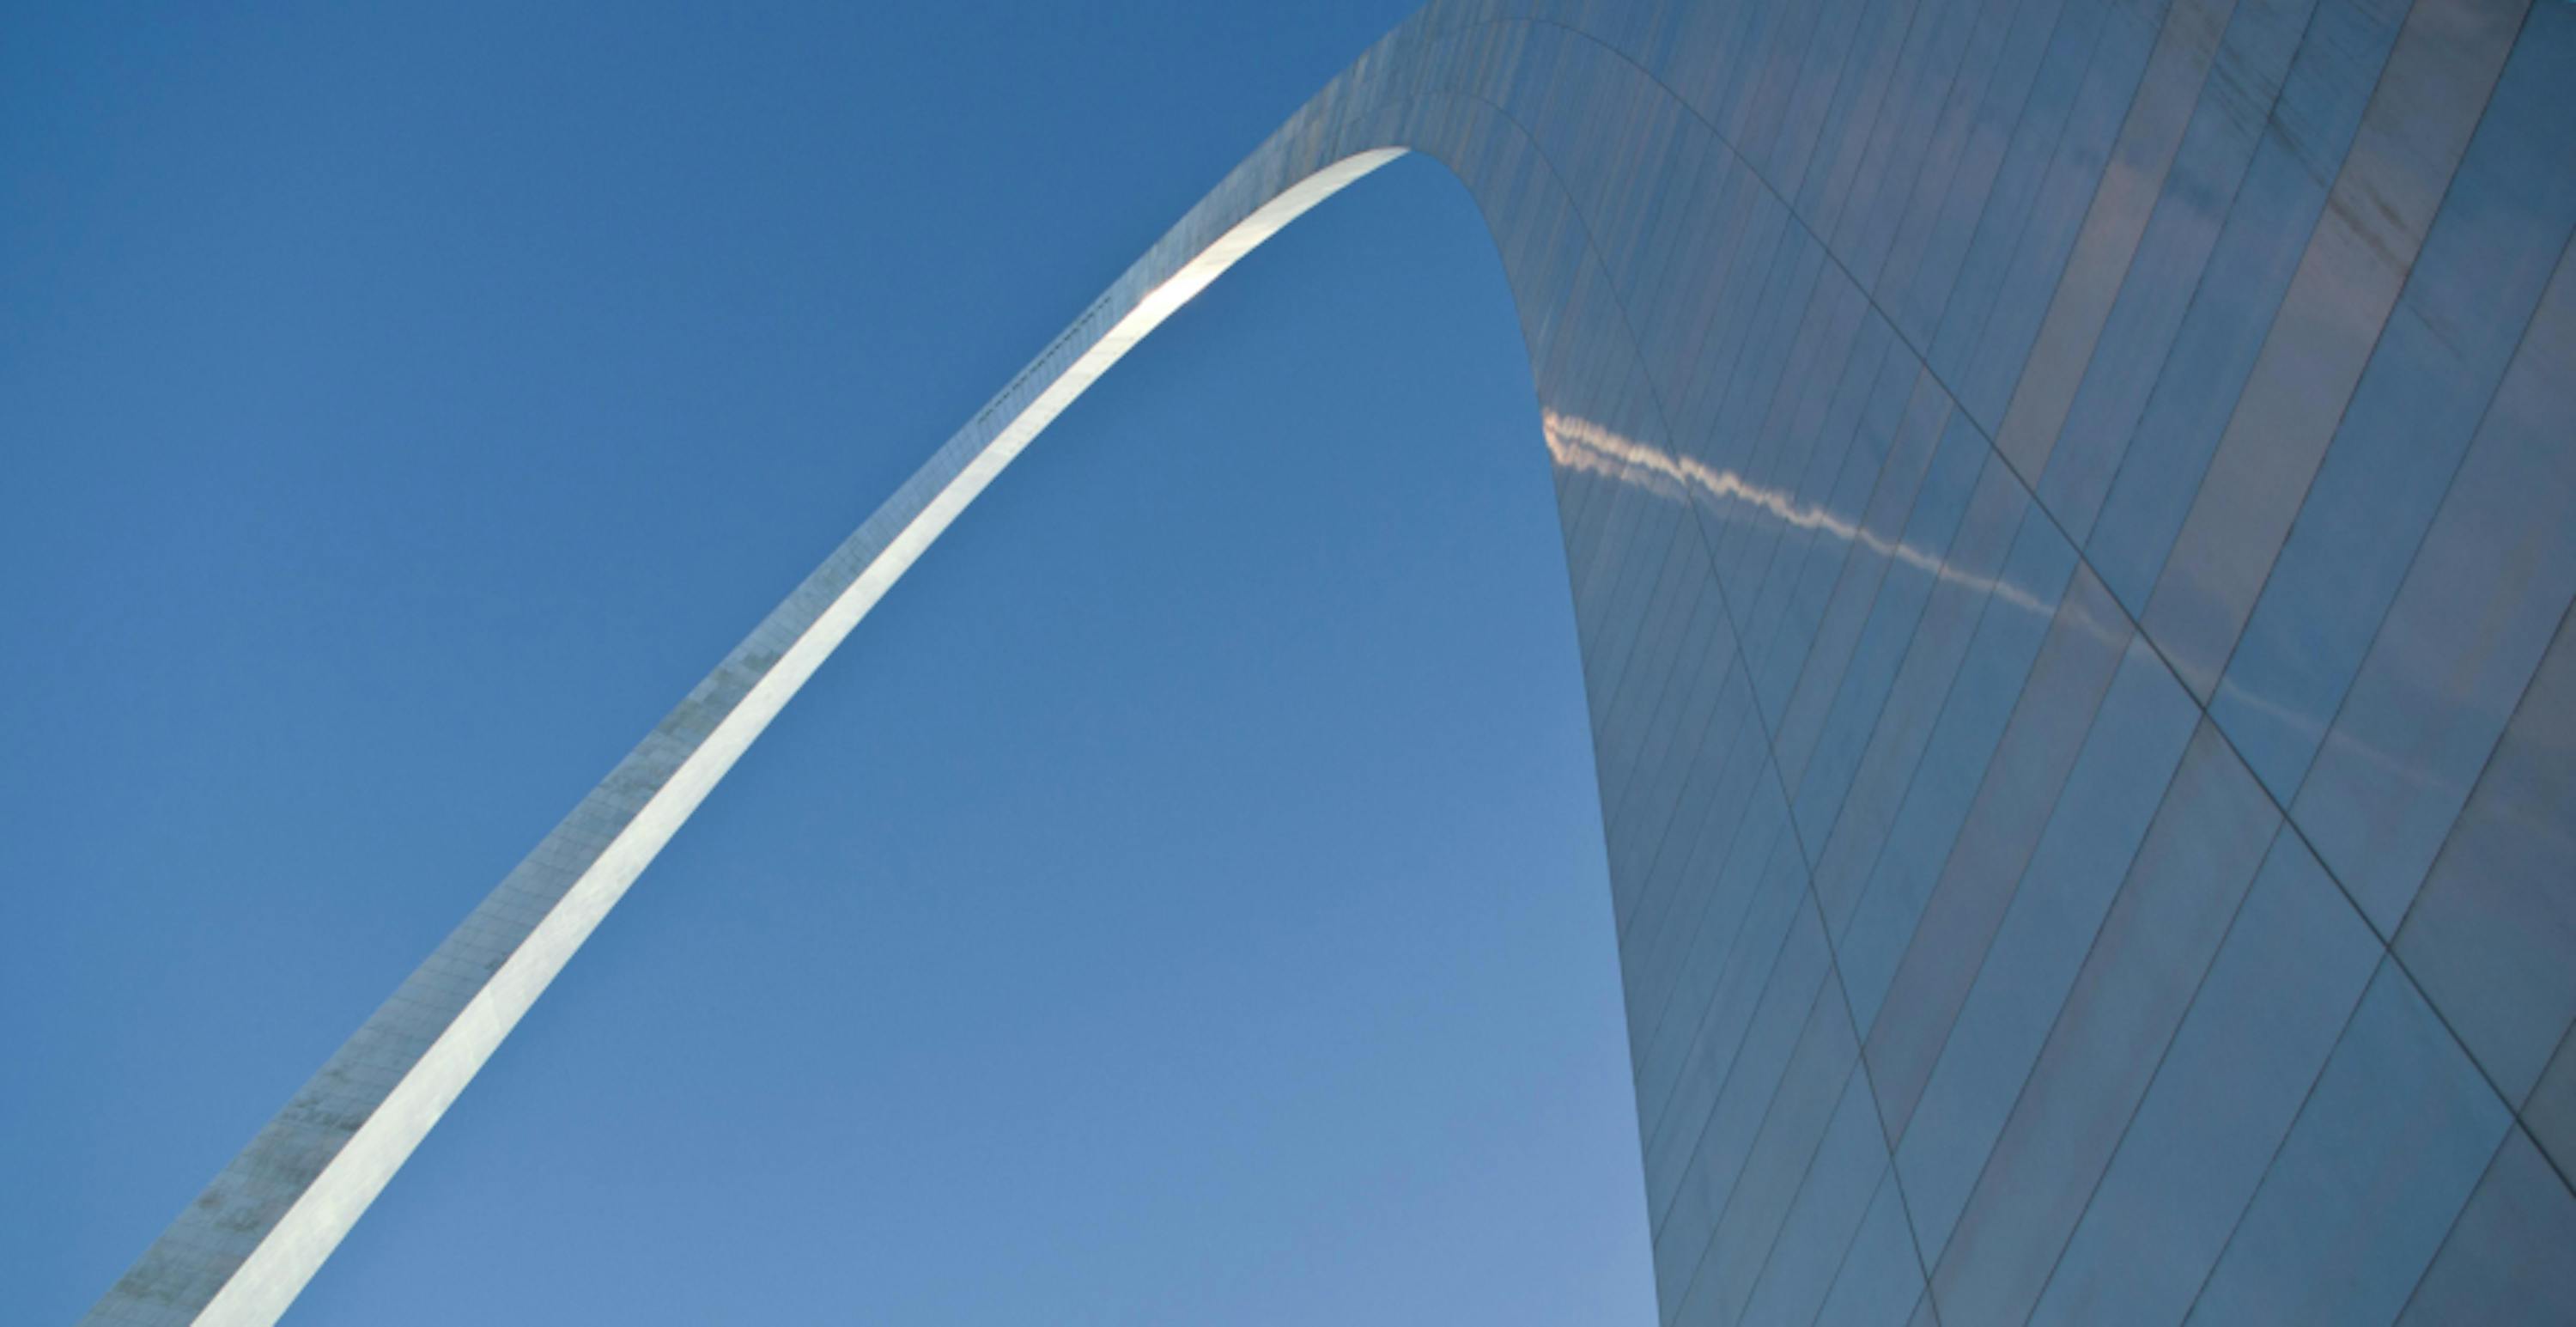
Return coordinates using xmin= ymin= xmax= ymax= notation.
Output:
xmin=87 ymin=0 xmax=2576 ymax=1322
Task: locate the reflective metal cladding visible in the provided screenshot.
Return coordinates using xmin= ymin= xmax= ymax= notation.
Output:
xmin=88 ymin=1 xmax=2576 ymax=1324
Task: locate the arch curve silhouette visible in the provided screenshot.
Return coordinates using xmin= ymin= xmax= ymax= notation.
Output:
xmin=92 ymin=2 xmax=2576 ymax=1323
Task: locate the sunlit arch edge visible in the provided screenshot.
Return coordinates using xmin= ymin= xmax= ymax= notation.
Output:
xmin=82 ymin=13 xmax=1522 ymax=1323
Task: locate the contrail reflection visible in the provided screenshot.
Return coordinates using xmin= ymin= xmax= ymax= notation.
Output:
xmin=1541 ymin=408 xmax=2056 ymax=621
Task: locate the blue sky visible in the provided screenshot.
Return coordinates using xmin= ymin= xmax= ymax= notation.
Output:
xmin=2 ymin=3 xmax=1657 ymax=1321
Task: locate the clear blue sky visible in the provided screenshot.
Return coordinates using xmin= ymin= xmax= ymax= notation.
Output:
xmin=2 ymin=3 xmax=1658 ymax=1322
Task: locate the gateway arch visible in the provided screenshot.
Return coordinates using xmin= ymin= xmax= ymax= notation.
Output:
xmin=88 ymin=0 xmax=2576 ymax=1323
